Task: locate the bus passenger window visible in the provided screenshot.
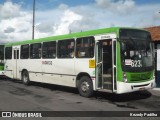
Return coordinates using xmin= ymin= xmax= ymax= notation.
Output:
xmin=57 ymin=39 xmax=75 ymax=58
xmin=21 ymin=44 xmax=29 ymax=59
xmin=76 ymin=37 xmax=95 ymax=58
xmin=30 ymin=43 xmax=42 ymax=59
xmin=5 ymin=47 xmax=12 ymax=59
xmin=42 ymin=41 xmax=56 ymax=59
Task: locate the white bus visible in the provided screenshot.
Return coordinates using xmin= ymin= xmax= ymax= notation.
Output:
xmin=4 ymin=27 xmax=155 ymax=97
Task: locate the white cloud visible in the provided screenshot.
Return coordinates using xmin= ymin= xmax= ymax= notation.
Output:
xmin=36 ymin=22 xmax=54 ymax=33
xmin=0 ymin=0 xmax=160 ymax=44
xmin=0 ymin=1 xmax=21 ymax=19
xmin=95 ymin=0 xmax=135 ymax=15
xmin=130 ymin=4 xmax=160 ymax=27
xmin=154 ymin=12 xmax=160 ymax=20
xmin=34 ymin=6 xmax=83 ymax=38
xmin=0 ymin=10 xmax=33 ymax=43
xmin=4 ymin=27 xmax=15 ymax=33
xmin=53 ymin=9 xmax=82 ymax=35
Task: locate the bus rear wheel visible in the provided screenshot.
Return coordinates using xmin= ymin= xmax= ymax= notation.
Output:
xmin=78 ymin=76 xmax=93 ymax=97
xmin=22 ymin=70 xmax=30 ymax=85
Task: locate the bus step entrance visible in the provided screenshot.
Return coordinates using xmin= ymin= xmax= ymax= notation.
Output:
xmin=103 ymin=74 xmax=112 ymax=90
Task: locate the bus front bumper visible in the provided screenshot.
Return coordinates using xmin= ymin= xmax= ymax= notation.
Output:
xmin=0 ymin=71 xmax=4 ymax=75
xmin=116 ymin=79 xmax=156 ymax=94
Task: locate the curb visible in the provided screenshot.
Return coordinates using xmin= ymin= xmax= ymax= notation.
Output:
xmin=152 ymin=88 xmax=160 ymax=91
xmin=149 ymin=88 xmax=160 ymax=96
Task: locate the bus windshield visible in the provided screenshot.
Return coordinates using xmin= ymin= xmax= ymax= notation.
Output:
xmin=119 ymin=29 xmax=154 ymax=72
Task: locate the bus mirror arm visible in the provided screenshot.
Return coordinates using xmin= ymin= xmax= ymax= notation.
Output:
xmin=96 ymin=62 xmax=102 ymax=67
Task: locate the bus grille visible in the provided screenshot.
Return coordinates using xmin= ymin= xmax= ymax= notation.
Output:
xmin=129 ymin=73 xmax=151 ymax=81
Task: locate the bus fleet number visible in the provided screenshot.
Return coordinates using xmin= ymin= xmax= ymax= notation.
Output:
xmin=131 ymin=60 xmax=142 ymax=67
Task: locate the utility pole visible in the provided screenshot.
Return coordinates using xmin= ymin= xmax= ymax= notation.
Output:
xmin=32 ymin=0 xmax=35 ymax=40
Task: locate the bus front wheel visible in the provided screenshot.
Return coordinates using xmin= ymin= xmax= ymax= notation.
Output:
xmin=78 ymin=76 xmax=93 ymax=97
xmin=22 ymin=71 xmax=30 ymax=85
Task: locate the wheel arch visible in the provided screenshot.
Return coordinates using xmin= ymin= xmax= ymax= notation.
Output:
xmin=21 ymin=69 xmax=29 ymax=79
xmin=76 ymin=72 xmax=92 ymax=88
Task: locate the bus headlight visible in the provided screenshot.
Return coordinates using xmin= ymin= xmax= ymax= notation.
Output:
xmin=123 ymin=72 xmax=128 ymax=83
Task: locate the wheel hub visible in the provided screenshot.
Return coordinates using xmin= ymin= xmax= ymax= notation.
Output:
xmin=23 ymin=74 xmax=28 ymax=82
xmin=81 ymin=81 xmax=89 ymax=92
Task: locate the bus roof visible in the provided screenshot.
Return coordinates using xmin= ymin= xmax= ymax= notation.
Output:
xmin=5 ymin=27 xmax=146 ymax=47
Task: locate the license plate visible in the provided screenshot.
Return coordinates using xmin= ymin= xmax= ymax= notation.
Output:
xmin=139 ymin=87 xmax=145 ymax=91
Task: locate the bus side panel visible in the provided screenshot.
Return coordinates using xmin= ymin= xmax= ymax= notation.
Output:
xmin=19 ymin=59 xmax=43 ymax=82
xmin=75 ymin=59 xmax=96 ymax=90
xmin=4 ymin=59 xmax=14 ymax=78
xmin=42 ymin=59 xmax=76 ymax=87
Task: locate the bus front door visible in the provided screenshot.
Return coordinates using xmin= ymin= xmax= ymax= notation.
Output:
xmin=13 ymin=46 xmax=20 ymax=79
xmin=96 ymin=39 xmax=116 ymax=92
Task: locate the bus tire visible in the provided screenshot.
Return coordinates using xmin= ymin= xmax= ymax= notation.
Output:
xmin=22 ymin=70 xmax=30 ymax=85
xmin=78 ymin=76 xmax=93 ymax=97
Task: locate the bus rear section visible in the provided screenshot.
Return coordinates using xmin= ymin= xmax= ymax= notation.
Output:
xmin=0 ymin=45 xmax=4 ymax=75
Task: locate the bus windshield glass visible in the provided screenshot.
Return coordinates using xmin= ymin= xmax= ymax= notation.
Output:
xmin=119 ymin=29 xmax=154 ymax=72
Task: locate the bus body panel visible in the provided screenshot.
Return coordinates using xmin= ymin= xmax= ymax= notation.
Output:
xmin=74 ymin=58 xmax=96 ymax=90
xmin=18 ymin=58 xmax=76 ymax=87
xmin=14 ymin=50 xmax=76 ymax=87
xmin=41 ymin=59 xmax=76 ymax=87
xmin=74 ymin=59 xmax=95 ymax=76
xmin=19 ymin=59 xmax=43 ymax=82
xmin=0 ymin=70 xmax=4 ymax=75
xmin=5 ymin=59 xmax=14 ymax=78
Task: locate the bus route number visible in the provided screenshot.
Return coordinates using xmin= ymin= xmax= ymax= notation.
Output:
xmin=131 ymin=60 xmax=142 ymax=67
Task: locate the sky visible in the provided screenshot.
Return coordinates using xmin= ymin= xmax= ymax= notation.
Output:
xmin=0 ymin=0 xmax=160 ymax=43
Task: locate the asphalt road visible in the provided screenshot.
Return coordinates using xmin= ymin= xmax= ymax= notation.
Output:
xmin=0 ymin=77 xmax=160 ymax=120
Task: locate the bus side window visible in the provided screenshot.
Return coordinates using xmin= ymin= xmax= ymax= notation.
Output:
xmin=57 ymin=39 xmax=75 ymax=58
xmin=21 ymin=44 xmax=29 ymax=59
xmin=76 ymin=36 xmax=95 ymax=58
xmin=5 ymin=47 xmax=12 ymax=59
xmin=30 ymin=43 xmax=42 ymax=59
xmin=42 ymin=41 xmax=56 ymax=59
